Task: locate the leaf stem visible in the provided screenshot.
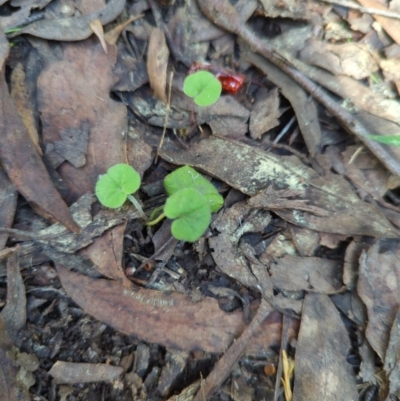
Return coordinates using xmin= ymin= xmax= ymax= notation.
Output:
xmin=147 ymin=212 xmax=166 ymax=226
xmin=127 ymin=194 xmax=147 ymax=219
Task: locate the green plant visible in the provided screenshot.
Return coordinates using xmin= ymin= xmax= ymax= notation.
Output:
xmin=161 ymin=165 xmax=224 ymax=241
xmin=96 ymin=164 xmax=224 ymax=242
xmin=183 ymin=70 xmax=222 ymax=107
xmin=95 ymin=163 xmax=146 ymax=218
xmin=368 ymin=135 xmax=400 ymax=146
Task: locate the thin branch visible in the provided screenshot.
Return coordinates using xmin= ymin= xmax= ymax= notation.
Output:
xmin=157 ymin=71 xmax=174 ymax=160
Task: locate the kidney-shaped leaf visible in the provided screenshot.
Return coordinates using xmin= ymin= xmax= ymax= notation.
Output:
xmin=164 ymin=187 xmax=211 ymax=242
xmin=164 ymin=165 xmax=223 ymax=212
xmin=95 ymin=164 xmax=140 ymax=208
xmin=183 ymin=71 xmax=222 ymax=107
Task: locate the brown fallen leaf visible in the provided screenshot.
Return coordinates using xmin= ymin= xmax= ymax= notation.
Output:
xmin=210 ymin=202 xmax=303 ymax=314
xmin=0 ymin=167 xmax=17 ymax=250
xmin=0 ymin=32 xmax=79 ymax=233
xmin=54 ymin=124 xmax=90 ymax=168
xmin=243 ymin=51 xmax=321 ymax=157
xmin=37 ymin=39 xmax=127 ymax=198
xmin=259 ymin=0 xmax=309 ymax=19
xmin=358 ymin=239 xmax=400 ymax=360
xmin=56 ymin=264 xmax=295 ymax=354
xmin=80 ymin=221 xmax=131 ymax=284
xmin=384 ymin=311 xmax=400 ymax=396
xmin=49 ymin=361 xmax=124 ymax=384
xmin=37 ymin=37 xmax=128 ymax=276
xmin=249 ymin=187 xmax=330 ymax=217
xmin=292 ymin=293 xmax=358 ymax=401
xmin=270 ymin=255 xmax=343 ymax=293
xmin=249 ymin=88 xmax=281 ymax=140
xmin=13 ymin=0 xmax=126 ymax=41
xmin=89 ymin=19 xmax=108 ymax=54
xmin=147 ymin=27 xmax=169 ymax=103
xmin=0 ymin=318 xmax=30 ymax=401
xmin=299 ymin=40 xmax=378 ymax=80
xmin=10 ymin=63 xmax=42 ymax=156
xmin=0 ymin=250 xmax=26 ymax=340
xmin=0 ymin=253 xmax=38 ymax=401
xmin=21 ymin=193 xmax=138 ymax=255
xmin=159 ymin=135 xmax=397 ymax=237
xmin=105 ymin=15 xmax=144 ymax=46
xmin=357 ymin=0 xmax=400 ymax=45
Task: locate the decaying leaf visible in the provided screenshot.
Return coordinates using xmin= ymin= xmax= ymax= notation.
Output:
xmin=0 ymin=318 xmax=30 ymax=401
xmin=89 ymin=19 xmax=108 ymax=54
xmin=243 ymin=50 xmax=321 ymax=156
xmin=159 ymin=135 xmax=397 ymax=237
xmin=0 ymin=167 xmax=17 ymax=250
xmin=38 ymin=38 xmax=127 ymax=199
xmin=299 ymin=40 xmax=379 ymax=80
xmin=384 ymin=311 xmax=400 ymax=397
xmin=10 ymin=63 xmax=42 ymax=156
xmin=147 ymin=27 xmax=169 ymax=103
xmin=79 ymin=221 xmax=131 ymax=284
xmin=259 ymin=0 xmax=309 ymax=19
xmin=0 ymin=31 xmax=79 ymax=233
xmin=356 ymin=0 xmax=400 ymax=45
xmin=18 ymin=193 xmax=137 ymax=255
xmin=0 ymin=251 xmax=26 ymax=340
xmin=0 ymin=255 xmax=38 ymax=401
xmin=54 ymin=124 xmax=89 ymax=168
xmin=358 ymin=239 xmax=400 ymax=360
xmin=56 ymin=264 xmax=294 ymax=354
xmin=270 ymin=255 xmax=343 ymax=293
xmin=210 ymin=201 xmax=303 ymax=314
xmin=249 ymin=87 xmax=281 ymax=139
xmin=292 ymin=293 xmax=358 ymax=400
xmin=13 ymin=0 xmax=126 ymax=41
xmin=37 ymin=37 xmax=128 ymax=276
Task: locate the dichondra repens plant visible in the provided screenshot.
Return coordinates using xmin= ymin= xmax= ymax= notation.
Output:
xmin=95 ymin=164 xmax=223 ymax=242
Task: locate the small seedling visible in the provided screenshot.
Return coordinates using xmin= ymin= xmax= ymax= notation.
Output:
xmin=95 ymin=163 xmax=146 ymax=218
xmin=183 ymin=70 xmax=222 ymax=107
xmin=96 ymin=164 xmax=224 ymax=243
xmin=164 ymin=165 xmax=223 ymax=212
xmin=162 ymin=166 xmax=223 ymax=241
xmin=368 ymin=135 xmax=400 ymax=146
xmin=164 ymin=187 xmax=211 ymax=242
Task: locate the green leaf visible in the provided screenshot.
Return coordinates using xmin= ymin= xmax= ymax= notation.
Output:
xmin=183 ymin=71 xmax=222 ymax=107
xmin=164 ymin=188 xmax=211 ymax=242
xmin=368 ymin=135 xmax=400 ymax=146
xmin=164 ymin=166 xmax=223 ymax=213
xmin=95 ymin=163 xmax=141 ymax=208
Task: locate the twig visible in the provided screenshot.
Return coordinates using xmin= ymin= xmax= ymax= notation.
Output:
xmin=0 ymin=227 xmax=54 ymax=240
xmin=273 ymin=115 xmax=297 ymax=144
xmin=157 ymin=71 xmax=174 ymax=161
xmin=321 ymin=0 xmax=400 ymax=21
xmin=192 ymin=299 xmax=273 ymax=401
